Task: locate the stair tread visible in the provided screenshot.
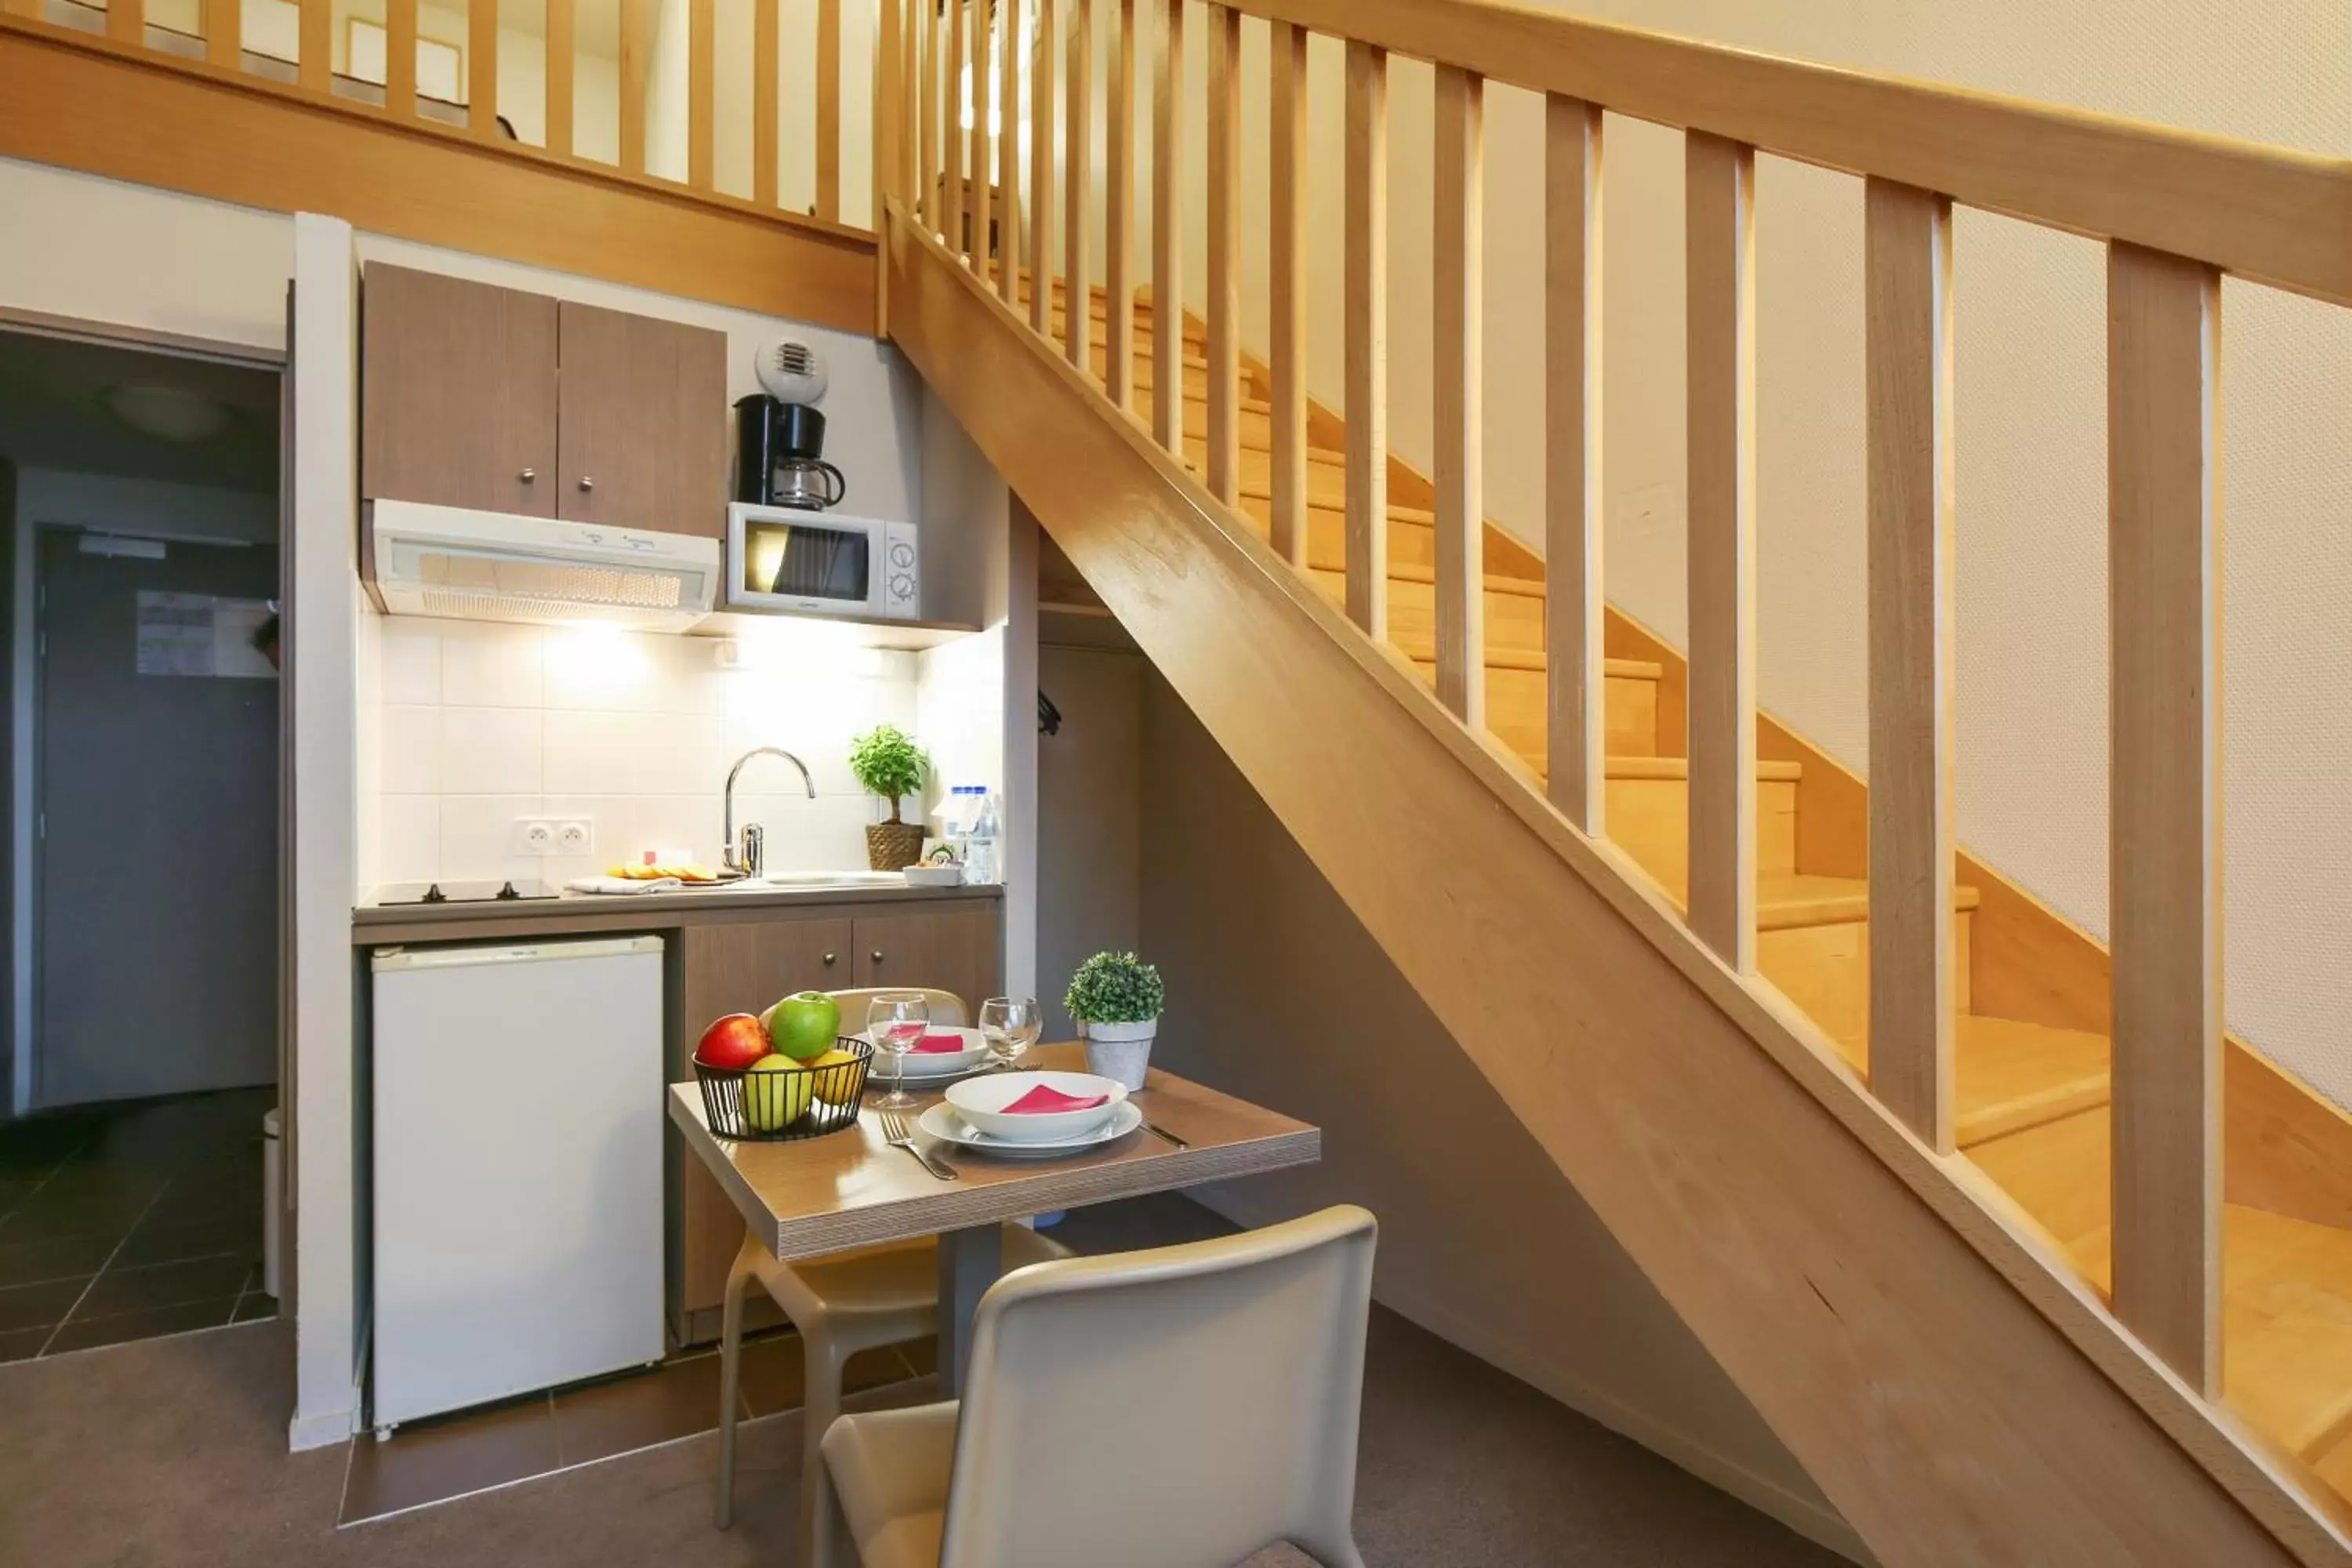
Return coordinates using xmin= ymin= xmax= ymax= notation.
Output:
xmin=1409 ymin=646 xmax=1656 ymax=677
xmin=1652 ymin=871 xmax=1982 ymax=932
xmin=1606 ymin=755 xmax=1799 ymax=782
xmin=1968 ymin=1109 xmax=2352 ymax=1461
xmin=1955 ymin=1016 xmax=2114 ymax=1148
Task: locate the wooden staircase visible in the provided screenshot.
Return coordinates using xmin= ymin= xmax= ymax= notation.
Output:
xmin=1029 ymin=274 xmax=2352 ymax=1507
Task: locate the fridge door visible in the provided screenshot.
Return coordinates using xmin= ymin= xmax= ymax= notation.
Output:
xmin=372 ymin=935 xmax=666 ymax=1427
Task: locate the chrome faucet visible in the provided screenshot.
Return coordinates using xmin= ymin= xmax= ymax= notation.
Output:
xmin=723 ymin=747 xmax=816 ymax=876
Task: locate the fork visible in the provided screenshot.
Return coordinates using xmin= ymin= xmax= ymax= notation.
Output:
xmin=879 ymin=1109 xmax=958 ymax=1181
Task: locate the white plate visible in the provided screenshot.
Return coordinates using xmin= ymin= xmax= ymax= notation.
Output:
xmin=944 ymin=1069 xmax=1130 ymax=1142
xmin=916 ymin=1100 xmax=1142 ymax=1158
xmin=861 ymin=1025 xmax=991 ymax=1079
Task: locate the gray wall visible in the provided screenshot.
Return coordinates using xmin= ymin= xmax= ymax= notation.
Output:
xmin=1134 ymin=670 xmax=1861 ymax=1558
xmin=0 ymin=461 xmax=13 ymax=1117
xmin=1036 ymin=644 xmax=1143 ymax=1036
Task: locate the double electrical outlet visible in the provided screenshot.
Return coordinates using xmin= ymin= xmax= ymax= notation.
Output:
xmin=510 ymin=818 xmax=594 ymax=855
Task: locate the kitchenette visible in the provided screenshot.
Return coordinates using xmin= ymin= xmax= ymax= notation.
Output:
xmin=343 ymin=256 xmax=1025 ymax=1432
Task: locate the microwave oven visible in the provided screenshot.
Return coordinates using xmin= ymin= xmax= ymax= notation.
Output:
xmin=726 ymin=503 xmax=920 ymax=619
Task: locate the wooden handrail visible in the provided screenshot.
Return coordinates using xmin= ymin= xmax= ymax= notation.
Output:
xmin=1220 ymin=0 xmax=2352 ymax=308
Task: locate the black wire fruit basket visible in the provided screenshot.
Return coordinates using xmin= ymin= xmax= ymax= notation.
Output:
xmin=695 ymin=1036 xmax=873 ymax=1142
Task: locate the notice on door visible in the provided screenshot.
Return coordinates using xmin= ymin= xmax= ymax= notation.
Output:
xmin=136 ymin=593 xmax=278 ymax=679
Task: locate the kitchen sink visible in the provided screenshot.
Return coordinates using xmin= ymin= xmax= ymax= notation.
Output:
xmin=685 ymin=870 xmax=908 ymax=891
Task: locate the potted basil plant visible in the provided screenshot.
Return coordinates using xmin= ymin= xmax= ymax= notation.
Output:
xmin=1065 ymin=951 xmax=1165 ymax=1091
xmin=848 ymin=724 xmax=931 ymax=872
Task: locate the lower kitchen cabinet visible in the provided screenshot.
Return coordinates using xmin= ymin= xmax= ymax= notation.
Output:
xmin=671 ymin=899 xmax=1000 ymax=1339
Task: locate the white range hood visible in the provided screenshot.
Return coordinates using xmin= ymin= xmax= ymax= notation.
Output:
xmin=369 ymin=500 xmax=721 ymax=632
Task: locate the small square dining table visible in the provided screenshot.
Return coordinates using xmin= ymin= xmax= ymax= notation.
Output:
xmin=667 ymin=1040 xmax=1322 ymax=1388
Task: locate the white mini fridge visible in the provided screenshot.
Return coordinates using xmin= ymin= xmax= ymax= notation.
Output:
xmin=371 ymin=935 xmax=666 ymax=1429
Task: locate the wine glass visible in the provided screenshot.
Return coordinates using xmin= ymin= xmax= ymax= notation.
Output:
xmin=866 ymin=992 xmax=930 ymax=1109
xmin=978 ymin=996 xmax=1041 ymax=1072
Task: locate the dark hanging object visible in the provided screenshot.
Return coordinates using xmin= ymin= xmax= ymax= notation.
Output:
xmin=1039 ymin=689 xmax=1063 ymax=736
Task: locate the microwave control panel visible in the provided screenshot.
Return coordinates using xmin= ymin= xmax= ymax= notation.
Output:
xmin=881 ymin=519 xmax=920 ymax=619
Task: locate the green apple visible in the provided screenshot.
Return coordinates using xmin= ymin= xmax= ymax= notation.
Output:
xmin=742 ymin=1055 xmax=815 ymax=1132
xmin=760 ymin=990 xmax=840 ymax=1062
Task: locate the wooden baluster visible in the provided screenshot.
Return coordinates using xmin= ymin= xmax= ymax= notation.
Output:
xmin=688 ymin=0 xmax=715 ymax=184
xmin=919 ymin=0 xmax=941 ymax=226
xmin=818 ymin=0 xmax=844 ymax=220
xmin=1865 ymin=177 xmax=1957 ymax=1149
xmin=470 ymin=0 xmax=499 ymax=136
xmin=1432 ymin=65 xmax=1483 ymax=727
xmin=1064 ymin=0 xmax=1093 ymax=369
xmin=2108 ymin=240 xmax=2223 ymax=1395
xmin=296 ymin=0 xmax=329 ymax=89
xmin=1028 ymin=0 xmax=1057 ymax=334
xmin=1268 ymin=20 xmax=1307 ymax=564
xmin=1150 ymin=0 xmax=1185 ymax=449
xmin=385 ymin=0 xmax=417 ymax=114
xmin=1203 ymin=2 xmax=1239 ymax=501
xmin=906 ymin=3 xmax=923 ymax=209
xmin=110 ymin=0 xmax=143 ymax=45
xmin=878 ymin=0 xmax=904 ymax=219
xmin=206 ymin=0 xmax=242 ymax=69
xmin=1104 ymin=0 xmax=1137 ymax=410
xmin=998 ymin=0 xmax=1022 ymax=305
xmin=1684 ymin=130 xmax=1756 ymax=971
xmin=970 ymin=0 xmax=993 ymax=273
xmin=753 ymin=0 xmax=779 ymax=205
xmin=546 ymin=0 xmax=575 ymax=156
xmin=946 ymin=0 xmax=967 ymax=252
xmin=620 ymin=0 xmax=651 ymax=175
xmin=1546 ymin=95 xmax=1603 ymax=833
xmin=1343 ymin=39 xmax=1387 ymax=639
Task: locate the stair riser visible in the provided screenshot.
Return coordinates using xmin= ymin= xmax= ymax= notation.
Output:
xmin=1087 ymin=348 xmax=1219 ymax=401
xmin=1761 ymin=911 xmax=1976 ymax=1060
xmin=1306 ymin=569 xmax=1544 ymax=654
xmin=1446 ymin=673 xmax=1661 ymax=764
xmin=1610 ymin=776 xmax=1798 ymax=886
xmin=1190 ymin=439 xmax=1352 ymax=512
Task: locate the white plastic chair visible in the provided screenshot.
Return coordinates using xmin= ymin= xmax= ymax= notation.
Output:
xmin=713 ymin=986 xmax=1069 ymax=1541
xmin=813 ymin=1204 xmax=1379 ymax=1568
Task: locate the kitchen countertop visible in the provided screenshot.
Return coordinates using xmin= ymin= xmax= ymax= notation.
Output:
xmin=351 ymin=877 xmax=1000 ymax=944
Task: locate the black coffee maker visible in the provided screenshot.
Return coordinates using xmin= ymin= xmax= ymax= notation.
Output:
xmin=735 ymin=394 xmax=847 ymax=510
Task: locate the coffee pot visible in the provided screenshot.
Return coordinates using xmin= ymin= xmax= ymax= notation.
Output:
xmin=736 ymin=394 xmax=847 ymax=511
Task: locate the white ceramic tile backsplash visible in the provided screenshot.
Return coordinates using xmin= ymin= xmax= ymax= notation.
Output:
xmin=365 ymin=618 xmax=924 ymax=886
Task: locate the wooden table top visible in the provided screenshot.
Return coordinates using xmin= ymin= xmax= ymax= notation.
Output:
xmin=666 ymin=1042 xmax=1321 ymax=1260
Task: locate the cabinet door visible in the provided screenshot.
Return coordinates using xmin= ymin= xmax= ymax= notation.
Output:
xmin=361 ymin=264 xmax=558 ymax=515
xmin=555 ymin=300 xmax=729 ymax=537
xmin=853 ymin=904 xmax=1002 ymax=1018
xmin=673 ymin=916 xmax=852 ymax=1331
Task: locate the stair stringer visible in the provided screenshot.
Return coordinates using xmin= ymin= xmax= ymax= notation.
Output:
xmin=882 ymin=205 xmax=2344 ymax=1568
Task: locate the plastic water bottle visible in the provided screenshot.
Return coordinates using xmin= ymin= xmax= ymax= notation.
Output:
xmin=965 ymin=793 xmax=1001 ymax=885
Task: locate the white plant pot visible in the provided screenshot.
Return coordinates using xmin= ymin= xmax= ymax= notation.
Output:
xmin=1081 ymin=1018 xmax=1158 ymax=1090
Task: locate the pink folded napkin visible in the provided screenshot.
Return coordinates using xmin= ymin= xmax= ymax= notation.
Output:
xmin=910 ymin=1032 xmax=970 ymax=1054
xmin=1002 ymin=1083 xmax=1111 ymax=1115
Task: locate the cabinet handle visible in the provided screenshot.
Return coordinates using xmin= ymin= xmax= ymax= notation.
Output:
xmin=518 ymin=467 xmax=536 ymax=482
xmin=870 ymin=950 xmax=884 ymax=964
xmin=822 ymin=952 xmax=837 ymax=966
xmin=578 ymin=476 xmax=595 ymax=492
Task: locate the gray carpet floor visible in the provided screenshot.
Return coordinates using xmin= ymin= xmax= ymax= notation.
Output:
xmin=0 ymin=1208 xmax=1848 ymax=1566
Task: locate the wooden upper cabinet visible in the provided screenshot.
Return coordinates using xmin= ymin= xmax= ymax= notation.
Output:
xmin=556 ymin=300 xmax=729 ymax=537
xmin=361 ymin=264 xmax=559 ymax=516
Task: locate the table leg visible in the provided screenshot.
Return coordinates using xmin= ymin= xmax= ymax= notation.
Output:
xmin=935 ymin=1222 xmax=1003 ymax=1393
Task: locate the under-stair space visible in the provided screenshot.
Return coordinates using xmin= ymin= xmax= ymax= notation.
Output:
xmin=1007 ymin=263 xmax=2352 ymax=1524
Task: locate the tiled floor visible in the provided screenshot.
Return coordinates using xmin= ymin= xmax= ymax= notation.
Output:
xmin=0 ymin=1086 xmax=277 ymax=1361
xmin=339 ymin=1327 xmax=931 ymax=1524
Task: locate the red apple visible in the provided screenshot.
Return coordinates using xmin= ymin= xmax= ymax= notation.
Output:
xmin=695 ymin=1013 xmax=771 ymax=1072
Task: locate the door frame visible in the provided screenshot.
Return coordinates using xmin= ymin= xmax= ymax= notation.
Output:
xmin=3 ymin=313 xmax=284 ymax=1120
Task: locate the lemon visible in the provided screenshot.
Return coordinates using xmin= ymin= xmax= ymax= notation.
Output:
xmin=742 ymin=1056 xmax=815 ymax=1132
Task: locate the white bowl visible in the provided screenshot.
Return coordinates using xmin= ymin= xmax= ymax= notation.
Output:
xmin=945 ymin=1069 xmax=1129 ymax=1144
xmin=873 ymin=1024 xmax=990 ymax=1076
xmin=902 ymin=865 xmax=963 ymax=887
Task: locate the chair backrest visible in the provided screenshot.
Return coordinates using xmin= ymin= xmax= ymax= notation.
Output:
xmin=825 ymin=986 xmax=968 ymax=1028
xmin=938 ymin=1206 xmax=1378 ymax=1568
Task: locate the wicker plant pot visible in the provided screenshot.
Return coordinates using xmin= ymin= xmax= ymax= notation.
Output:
xmin=867 ymin=819 xmax=926 ymax=871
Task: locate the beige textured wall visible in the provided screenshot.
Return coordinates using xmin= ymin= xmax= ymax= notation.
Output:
xmin=1134 ymin=670 xmax=1865 ymax=1560
xmin=1074 ymin=2 xmax=2352 ymax=1113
